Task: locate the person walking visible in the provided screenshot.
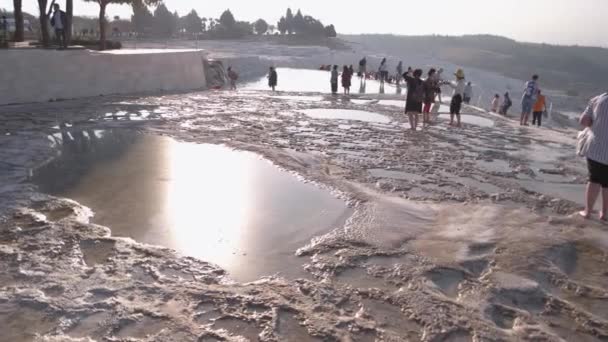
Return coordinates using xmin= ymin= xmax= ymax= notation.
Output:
xmin=500 ymin=92 xmax=512 ymax=115
xmin=331 ymin=65 xmax=339 ymax=95
xmin=403 ymin=69 xmax=424 ymax=131
xmin=491 ymin=94 xmax=500 ymax=112
xmin=341 ymin=65 xmax=351 ymax=94
xmin=520 ymin=74 xmax=540 ymax=125
xmin=422 ymin=68 xmax=438 ymax=126
xmin=227 ymin=67 xmax=239 ymax=90
xmin=463 ymin=82 xmax=473 ymax=104
xmin=578 ymin=92 xmax=608 ymax=221
xmin=378 ymin=58 xmax=388 ymax=84
xmin=435 ymin=68 xmax=444 ymax=103
xmin=447 ymin=69 xmax=466 ymax=127
xmin=268 ymin=67 xmax=278 ymax=91
xmin=48 ymin=2 xmax=68 ymax=49
xmin=532 ymin=90 xmax=547 ymax=127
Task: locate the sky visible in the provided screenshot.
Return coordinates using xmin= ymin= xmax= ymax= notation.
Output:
xmin=2 ymin=0 xmax=607 ymax=47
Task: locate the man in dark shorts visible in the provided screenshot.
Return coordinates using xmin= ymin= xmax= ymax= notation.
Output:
xmin=578 ymin=92 xmax=608 ymax=220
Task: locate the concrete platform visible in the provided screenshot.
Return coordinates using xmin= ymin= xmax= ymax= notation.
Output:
xmin=0 ymin=48 xmax=207 ymax=105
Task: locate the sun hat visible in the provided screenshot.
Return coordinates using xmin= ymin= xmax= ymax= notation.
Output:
xmin=454 ymin=68 xmax=465 ymax=79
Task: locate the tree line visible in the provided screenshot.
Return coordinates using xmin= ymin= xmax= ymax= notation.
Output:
xmin=5 ymin=1 xmax=337 ymax=50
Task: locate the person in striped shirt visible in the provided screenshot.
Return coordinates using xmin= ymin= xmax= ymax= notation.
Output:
xmin=579 ymin=93 xmax=608 ymax=221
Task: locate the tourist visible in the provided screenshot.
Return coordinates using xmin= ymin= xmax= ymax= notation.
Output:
xmin=349 ymin=65 xmax=354 ymax=78
xmin=447 ymin=69 xmax=466 ymax=127
xmin=341 ymin=65 xmax=351 ymax=94
xmin=422 ymin=68 xmax=438 ymax=126
xmin=500 ymin=92 xmax=512 ymax=115
xmin=435 ymin=68 xmax=444 ymax=103
xmin=532 ymin=90 xmax=547 ymax=127
xmin=358 ymin=57 xmax=367 ymax=79
xmin=578 ymin=92 xmax=608 ymax=221
xmin=268 ymin=67 xmax=278 ymax=91
xmin=48 ymin=2 xmax=68 ymax=49
xmin=396 ymin=61 xmax=404 ymax=85
xmin=227 ymin=67 xmax=238 ymax=90
xmin=491 ymin=94 xmax=500 ymax=112
xmin=379 ymin=58 xmax=388 ymax=84
xmin=331 ymin=65 xmax=339 ymax=95
xmin=403 ymin=69 xmax=424 ymax=131
xmin=464 ymin=82 xmax=473 ymax=104
xmin=520 ymin=74 xmax=540 ymax=125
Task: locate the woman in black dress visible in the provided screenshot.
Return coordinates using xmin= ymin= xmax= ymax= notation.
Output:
xmin=403 ymin=69 xmax=424 ymax=131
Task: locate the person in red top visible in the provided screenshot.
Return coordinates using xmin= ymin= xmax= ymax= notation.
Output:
xmin=532 ymin=90 xmax=547 ymax=127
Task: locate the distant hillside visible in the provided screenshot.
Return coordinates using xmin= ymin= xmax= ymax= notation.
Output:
xmin=342 ymin=34 xmax=608 ymax=97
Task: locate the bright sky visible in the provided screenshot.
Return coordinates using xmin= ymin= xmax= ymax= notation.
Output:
xmin=3 ymin=0 xmax=607 ymax=47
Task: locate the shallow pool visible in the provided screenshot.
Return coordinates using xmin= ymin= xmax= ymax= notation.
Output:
xmin=34 ymin=130 xmax=350 ymax=282
xmin=299 ymin=109 xmax=391 ymax=123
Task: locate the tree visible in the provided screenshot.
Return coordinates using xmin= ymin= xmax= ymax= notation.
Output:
xmin=184 ymin=9 xmax=201 ymax=34
xmin=66 ymin=0 xmax=72 ymax=44
xmin=324 ymin=24 xmax=337 ymax=38
xmin=152 ymin=3 xmax=177 ymax=37
xmin=277 ymin=16 xmax=286 ymax=35
xmin=268 ymin=24 xmax=275 ymax=34
xmin=293 ymin=9 xmax=304 ymax=34
xmin=85 ymin=0 xmax=156 ymax=49
xmin=253 ymin=18 xmax=267 ymax=35
xmin=12 ymin=0 xmax=24 ymax=41
xmin=131 ymin=1 xmax=153 ymax=36
xmin=37 ymin=0 xmax=50 ymax=46
xmin=285 ymin=8 xmax=293 ymax=34
xmin=219 ymin=9 xmax=235 ymax=27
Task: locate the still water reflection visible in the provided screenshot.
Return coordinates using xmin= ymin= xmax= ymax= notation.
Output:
xmin=34 ymin=130 xmax=350 ymax=282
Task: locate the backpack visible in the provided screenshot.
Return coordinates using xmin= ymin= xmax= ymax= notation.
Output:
xmin=412 ymin=80 xmax=425 ymax=103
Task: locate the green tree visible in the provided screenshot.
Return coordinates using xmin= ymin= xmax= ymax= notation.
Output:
xmin=324 ymin=24 xmax=337 ymax=38
xmin=277 ymin=16 xmax=286 ymax=35
xmin=219 ymin=9 xmax=235 ymax=27
xmin=285 ymin=8 xmax=293 ymax=34
xmin=293 ymin=9 xmax=304 ymax=34
xmin=12 ymin=0 xmax=23 ymax=41
xmin=131 ymin=1 xmax=153 ymax=35
xmin=152 ymin=3 xmax=177 ymax=37
xmin=85 ymin=0 xmax=158 ymax=49
xmin=184 ymin=9 xmax=201 ymax=34
xmin=253 ymin=18 xmax=267 ymax=35
xmin=36 ymin=0 xmax=50 ymax=46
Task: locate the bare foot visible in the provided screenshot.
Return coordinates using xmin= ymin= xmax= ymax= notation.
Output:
xmin=579 ymin=210 xmax=590 ymax=219
xmin=600 ymin=212 xmax=607 ymax=221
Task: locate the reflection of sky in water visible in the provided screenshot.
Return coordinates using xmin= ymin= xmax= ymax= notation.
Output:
xmin=244 ymin=68 xmax=400 ymax=94
xmin=34 ymin=133 xmax=349 ymax=282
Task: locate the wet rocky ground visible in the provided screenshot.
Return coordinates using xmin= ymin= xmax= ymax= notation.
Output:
xmin=0 ymin=88 xmax=607 ymax=341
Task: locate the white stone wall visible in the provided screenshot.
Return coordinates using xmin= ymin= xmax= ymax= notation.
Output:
xmin=0 ymin=49 xmax=207 ymax=105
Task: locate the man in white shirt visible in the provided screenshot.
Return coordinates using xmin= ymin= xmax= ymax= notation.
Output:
xmin=49 ymin=3 xmax=67 ymax=49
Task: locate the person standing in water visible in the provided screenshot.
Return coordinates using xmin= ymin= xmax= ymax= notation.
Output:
xmin=396 ymin=61 xmax=404 ymax=86
xmin=447 ymin=68 xmax=466 ymax=127
xmin=378 ymin=58 xmax=388 ymax=84
xmin=268 ymin=67 xmax=278 ymax=91
xmin=532 ymin=89 xmax=547 ymax=127
xmin=341 ymin=65 xmax=352 ymax=94
xmin=500 ymin=92 xmax=512 ymax=115
xmin=403 ymin=69 xmax=424 ymax=131
xmin=520 ymin=74 xmax=540 ymax=126
xmin=578 ymin=92 xmax=608 ymax=221
xmin=358 ymin=57 xmax=367 ymax=80
xmin=422 ymin=68 xmax=438 ymax=126
xmin=463 ymin=82 xmax=473 ymax=104
xmin=331 ymin=65 xmax=339 ymax=95
xmin=227 ymin=67 xmax=239 ymax=90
